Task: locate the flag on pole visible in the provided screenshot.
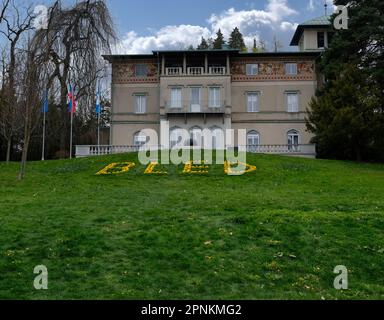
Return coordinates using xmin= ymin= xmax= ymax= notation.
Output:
xmin=96 ymin=87 xmax=101 ymax=114
xmin=67 ymin=84 xmax=77 ymax=113
xmin=42 ymin=90 xmax=48 ymax=113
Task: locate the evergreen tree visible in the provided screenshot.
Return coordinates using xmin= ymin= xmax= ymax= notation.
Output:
xmin=307 ymin=65 xmax=382 ymax=161
xmin=306 ymin=0 xmax=384 ymax=161
xmin=228 ymin=27 xmax=246 ymax=50
xmin=197 ymin=37 xmax=209 ymax=50
xmin=213 ymin=29 xmax=225 ymax=49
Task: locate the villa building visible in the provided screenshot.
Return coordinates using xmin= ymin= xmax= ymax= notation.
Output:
xmin=76 ymin=16 xmax=332 ymax=157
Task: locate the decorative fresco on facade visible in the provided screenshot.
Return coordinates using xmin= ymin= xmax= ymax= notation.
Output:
xmin=230 ymin=59 xmax=315 ymax=81
xmin=113 ymin=60 xmax=158 ymax=84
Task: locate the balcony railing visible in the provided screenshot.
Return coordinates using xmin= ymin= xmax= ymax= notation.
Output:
xmin=245 ymin=144 xmax=316 ymax=155
xmin=166 ymin=67 xmax=183 ymax=76
xmin=164 ymin=66 xmax=227 ymax=76
xmin=165 ymin=100 xmax=226 ymax=114
xmin=76 ymin=144 xmax=316 ymax=158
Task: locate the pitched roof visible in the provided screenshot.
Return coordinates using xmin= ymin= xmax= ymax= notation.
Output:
xmin=290 ymin=16 xmax=332 ymax=46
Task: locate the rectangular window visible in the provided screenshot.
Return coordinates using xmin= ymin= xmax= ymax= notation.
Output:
xmin=247 ymin=93 xmax=259 ymax=113
xmin=209 ymin=87 xmax=221 ymax=108
xmin=170 ymin=88 xmax=182 ymax=108
xmin=286 ymin=93 xmax=299 ymax=113
xmin=134 ymin=95 xmax=147 ymax=114
xmin=317 ymin=32 xmax=325 ymax=48
xmin=135 ymin=64 xmax=148 ymax=77
xmin=190 ymin=87 xmax=201 ymax=112
xmin=246 ymin=64 xmax=258 ymax=76
xmin=285 ymin=63 xmax=298 ymax=75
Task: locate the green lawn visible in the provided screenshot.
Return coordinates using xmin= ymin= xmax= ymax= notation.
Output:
xmin=1 ymin=153 xmax=384 ymax=300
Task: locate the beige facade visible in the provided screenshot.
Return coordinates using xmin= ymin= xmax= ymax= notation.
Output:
xmin=103 ymin=17 xmax=332 ymax=155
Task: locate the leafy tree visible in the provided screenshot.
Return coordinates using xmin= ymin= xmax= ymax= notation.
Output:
xmin=306 ymin=0 xmax=384 ymax=161
xmin=307 ymin=65 xmax=382 ymax=161
xmin=228 ymin=27 xmax=246 ymax=50
xmin=213 ymin=29 xmax=225 ymax=49
xmin=197 ymin=37 xmax=209 ymax=50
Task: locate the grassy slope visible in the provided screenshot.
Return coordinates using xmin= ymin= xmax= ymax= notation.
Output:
xmin=0 ymin=153 xmax=384 ymax=300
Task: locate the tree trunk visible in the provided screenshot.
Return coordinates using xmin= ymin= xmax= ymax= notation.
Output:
xmin=18 ymin=135 xmax=30 ymax=180
xmin=355 ymin=146 xmax=363 ymax=162
xmin=6 ymin=138 xmax=11 ymax=163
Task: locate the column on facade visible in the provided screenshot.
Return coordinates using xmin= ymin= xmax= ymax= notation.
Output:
xmin=183 ymin=53 xmax=187 ymax=75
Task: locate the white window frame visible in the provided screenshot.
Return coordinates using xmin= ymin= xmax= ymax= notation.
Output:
xmin=287 ymin=130 xmax=300 ymax=151
xmin=209 ymin=87 xmax=221 ymax=108
xmin=134 ymin=95 xmax=147 ymax=114
xmin=286 ymin=92 xmax=299 ymax=113
xmin=247 ymin=131 xmax=260 ymax=146
xmin=246 ymin=64 xmax=258 ymax=76
xmin=247 ymin=92 xmax=259 ymax=113
xmin=170 ymin=88 xmax=182 ymax=109
xmin=285 ymin=63 xmax=298 ymax=75
xmin=317 ymin=31 xmax=325 ymax=49
xmin=190 ymin=87 xmax=201 ymax=112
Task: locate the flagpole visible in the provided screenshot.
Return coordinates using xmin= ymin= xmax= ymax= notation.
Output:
xmin=97 ymin=112 xmax=100 ymax=147
xmin=70 ymin=109 xmax=73 ymax=159
xmin=42 ymin=110 xmax=46 ymax=161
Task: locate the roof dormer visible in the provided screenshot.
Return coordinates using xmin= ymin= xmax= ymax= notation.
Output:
xmin=290 ymin=16 xmax=332 ymax=52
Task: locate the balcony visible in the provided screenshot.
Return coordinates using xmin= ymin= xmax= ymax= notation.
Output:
xmin=164 ymin=100 xmax=226 ymax=114
xmin=164 ymin=66 xmax=227 ymax=76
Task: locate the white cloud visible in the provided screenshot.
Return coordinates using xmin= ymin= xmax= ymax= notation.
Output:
xmin=114 ymin=25 xmax=211 ymax=54
xmin=115 ymin=0 xmax=299 ymax=54
xmin=280 ymin=21 xmax=299 ymax=31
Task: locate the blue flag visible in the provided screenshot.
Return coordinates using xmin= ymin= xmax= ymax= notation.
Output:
xmin=96 ymin=87 xmax=101 ymax=114
xmin=42 ymin=90 xmax=48 ymax=113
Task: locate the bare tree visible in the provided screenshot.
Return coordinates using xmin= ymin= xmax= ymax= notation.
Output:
xmin=0 ymin=0 xmax=10 ymax=23
xmin=272 ymin=35 xmax=283 ymax=53
xmin=18 ymin=39 xmax=44 ymax=179
xmin=0 ymin=1 xmax=34 ymax=162
xmin=34 ymin=0 xmax=115 ymax=155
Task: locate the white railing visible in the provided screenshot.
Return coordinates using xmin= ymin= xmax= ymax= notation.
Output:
xmin=246 ymin=144 xmax=316 ymax=155
xmin=76 ymin=144 xmax=316 ymax=157
xmin=76 ymin=145 xmax=140 ymax=157
xmin=209 ymin=67 xmax=226 ymax=75
xmin=187 ymin=67 xmax=204 ymax=75
xmin=164 ymin=66 xmax=227 ymax=76
xmin=166 ymin=67 xmax=182 ymax=76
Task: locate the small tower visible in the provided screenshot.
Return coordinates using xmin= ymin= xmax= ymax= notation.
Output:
xmin=290 ymin=16 xmax=332 ymax=51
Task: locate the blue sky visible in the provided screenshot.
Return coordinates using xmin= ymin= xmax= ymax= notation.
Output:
xmin=105 ymin=0 xmax=334 ymax=53
xmin=12 ymin=0 xmax=333 ymax=52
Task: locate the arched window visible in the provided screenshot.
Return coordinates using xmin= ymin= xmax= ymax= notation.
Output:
xmin=247 ymin=131 xmax=260 ymax=152
xmin=170 ymin=127 xmax=183 ymax=148
xmin=211 ymin=127 xmax=224 ymax=149
xmin=287 ymin=130 xmax=300 ymax=151
xmin=134 ymin=131 xmax=147 ymax=147
xmin=189 ymin=127 xmax=202 ymax=147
